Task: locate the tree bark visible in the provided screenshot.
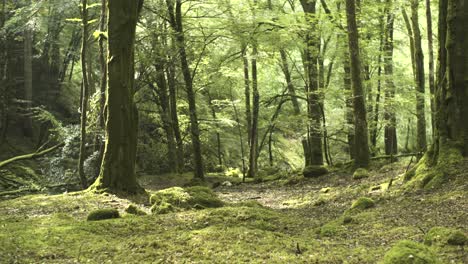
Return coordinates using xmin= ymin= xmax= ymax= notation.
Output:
xmin=425 ymin=0 xmax=435 ymax=136
xmin=280 ymin=49 xmax=300 ymax=115
xmin=383 ymin=0 xmax=397 ymax=156
xmin=92 ymin=0 xmax=144 ymax=194
xmin=345 ymin=0 xmax=370 ymax=168
xmin=166 ymin=0 xmax=204 ymax=180
xmin=248 ymin=43 xmax=260 ymax=179
xmin=23 ymin=27 xmax=33 ymax=137
xmin=300 ymin=0 xmax=324 ymax=166
xmin=411 ymin=0 xmax=427 ymax=152
xmin=78 ymin=0 xmax=90 ymax=189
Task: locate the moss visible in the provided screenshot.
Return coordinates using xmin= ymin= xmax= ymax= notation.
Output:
xmin=424 ymin=227 xmax=467 ymax=246
xmin=87 ymin=208 xmax=120 ymax=221
xmin=319 ymin=221 xmax=343 ymax=237
xmin=342 ymin=215 xmax=354 ymax=224
xmin=149 ymin=187 xmax=191 ymax=207
xmin=350 ymin=197 xmax=375 ymax=210
xmin=125 ymin=204 xmax=147 ymax=216
xmin=382 ymin=240 xmax=439 ymax=264
xmin=405 ymin=145 xmax=464 ymax=189
xmin=353 ymin=168 xmax=369 ymax=179
xmin=150 ymin=186 xmax=223 ymax=214
xmin=185 ymin=186 xmax=224 ymax=208
xmin=233 ymin=200 xmax=264 ymax=208
xmin=320 ymin=187 xmax=331 ymax=193
xmin=281 ymin=175 xmax=304 ymax=186
xmin=303 ymin=165 xmax=328 ymax=178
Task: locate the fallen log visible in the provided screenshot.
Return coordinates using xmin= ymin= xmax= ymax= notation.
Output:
xmin=0 ymin=143 xmax=64 ymax=169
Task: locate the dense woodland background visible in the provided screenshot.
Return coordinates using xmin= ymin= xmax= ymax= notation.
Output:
xmin=0 ymin=0 xmax=453 ymax=189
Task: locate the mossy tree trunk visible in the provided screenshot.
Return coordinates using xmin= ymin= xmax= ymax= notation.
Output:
xmin=300 ymin=0 xmax=324 ymax=167
xmin=345 ymin=0 xmax=370 ymax=169
xmin=406 ymin=0 xmax=468 ymax=188
xmin=383 ymin=0 xmax=397 ymax=156
xmin=425 ymin=0 xmax=435 ymax=136
xmin=411 ymin=0 xmax=427 ymax=153
xmin=437 ymin=0 xmax=468 ymax=154
xmin=92 ymin=0 xmax=144 ymax=194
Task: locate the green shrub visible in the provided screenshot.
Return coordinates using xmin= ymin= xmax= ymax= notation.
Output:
xmin=303 ymin=166 xmax=328 ymax=178
xmin=87 ymin=208 xmax=120 ymax=221
xmin=424 ymin=227 xmax=466 ymax=246
xmin=382 ymin=240 xmax=439 ymax=264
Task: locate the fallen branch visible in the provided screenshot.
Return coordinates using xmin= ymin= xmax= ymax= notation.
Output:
xmin=0 ymin=143 xmax=64 ymax=169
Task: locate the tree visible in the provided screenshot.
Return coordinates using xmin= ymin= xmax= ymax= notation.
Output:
xmin=92 ymin=0 xmax=144 ymax=194
xmin=411 ymin=0 xmax=427 ymax=153
xmin=383 ymin=0 xmax=397 ymax=156
xmin=345 ymin=0 xmax=370 ymax=168
xmin=406 ymin=0 xmax=468 ymax=188
xmin=300 ymin=0 xmax=324 ymax=167
xmin=166 ymin=0 xmax=204 ymax=180
xmin=78 ymin=0 xmax=90 ymax=189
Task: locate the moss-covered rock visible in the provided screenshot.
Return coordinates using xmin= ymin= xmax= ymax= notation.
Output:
xmin=424 ymin=227 xmax=467 ymax=246
xmin=185 ymin=186 xmax=224 ymax=208
xmin=125 ymin=204 xmax=147 ymax=216
xmin=150 ymin=187 xmax=191 ymax=207
xmin=319 ymin=222 xmax=343 ymax=237
xmin=353 ymin=168 xmax=369 ymax=180
xmin=87 ymin=208 xmax=120 ymax=221
xmin=303 ymin=166 xmax=328 ymax=178
xmin=382 ymin=240 xmax=439 ymax=264
xmin=350 ymin=197 xmax=375 ymax=210
xmin=150 ymin=186 xmax=223 ymax=214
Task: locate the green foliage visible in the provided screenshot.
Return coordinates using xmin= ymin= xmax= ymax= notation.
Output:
xmin=382 ymin=240 xmax=439 ymax=264
xmin=350 ymin=197 xmax=375 ymax=210
xmin=424 ymin=227 xmax=467 ymax=246
xmin=303 ymin=165 xmax=328 ymax=178
xmin=87 ymin=208 xmax=120 ymax=221
xmin=353 ymin=168 xmax=369 ymax=180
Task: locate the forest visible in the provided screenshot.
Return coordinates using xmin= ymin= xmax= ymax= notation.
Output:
xmin=0 ymin=0 xmax=467 ymax=263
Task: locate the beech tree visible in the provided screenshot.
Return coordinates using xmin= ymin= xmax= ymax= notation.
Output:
xmin=92 ymin=0 xmax=144 ymax=194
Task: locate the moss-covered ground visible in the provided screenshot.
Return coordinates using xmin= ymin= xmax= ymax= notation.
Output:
xmin=0 ymin=158 xmax=467 ymax=263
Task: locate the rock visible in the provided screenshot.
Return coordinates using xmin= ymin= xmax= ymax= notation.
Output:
xmin=353 ymin=168 xmax=369 ymax=180
xmin=303 ymin=166 xmax=328 ymax=178
xmin=382 ymin=240 xmax=439 ymax=264
xmin=350 ymin=197 xmax=375 ymax=210
xmin=87 ymin=208 xmax=120 ymax=221
xmin=424 ymin=227 xmax=467 ymax=246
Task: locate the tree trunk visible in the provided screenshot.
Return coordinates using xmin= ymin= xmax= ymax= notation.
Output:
xmin=78 ymin=0 xmax=90 ymax=189
xmin=167 ymin=58 xmax=184 ymax=172
xmin=345 ymin=0 xmax=370 ymax=168
xmin=300 ymin=0 xmax=324 ymax=166
xmin=383 ymin=0 xmax=397 ymax=156
xmin=23 ymin=27 xmax=33 ymax=137
xmin=92 ymin=0 xmax=144 ymax=194
xmin=167 ymin=0 xmax=204 ymax=180
xmin=248 ymin=43 xmax=260 ymax=179
xmin=425 ymin=0 xmax=435 ymax=136
xmin=242 ymin=44 xmax=252 ymax=145
xmin=411 ymin=0 xmax=427 ymax=152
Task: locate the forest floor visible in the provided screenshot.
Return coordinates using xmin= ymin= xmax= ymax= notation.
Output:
xmin=0 ymin=158 xmax=467 ymax=263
